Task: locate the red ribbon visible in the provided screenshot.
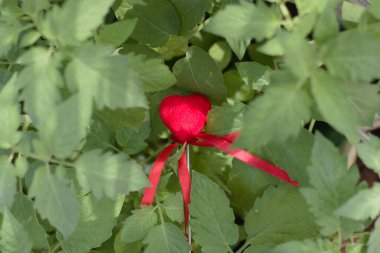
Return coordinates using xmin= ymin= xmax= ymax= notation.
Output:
xmin=141 ymin=94 xmax=298 ymax=234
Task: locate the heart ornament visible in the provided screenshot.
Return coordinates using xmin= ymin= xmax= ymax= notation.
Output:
xmin=159 ymin=94 xmax=211 ymax=143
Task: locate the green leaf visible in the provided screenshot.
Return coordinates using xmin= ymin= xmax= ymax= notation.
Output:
xmin=229 ymin=39 xmax=251 ymax=60
xmin=170 ymin=0 xmax=212 ymax=34
xmin=155 ymin=35 xmax=188 ymax=60
xmin=83 ymin=116 xmax=112 ymax=151
xmin=127 ymin=54 xmax=176 ymax=92
xmin=17 ymin=47 xmax=62 ymax=129
xmin=337 ymin=183 xmax=380 ymax=220
xmin=0 ymin=75 xmax=20 ymax=149
xmin=173 ymin=46 xmax=226 ymax=101
xmin=369 ymin=219 xmax=380 ymax=253
xmin=0 ymin=208 xmax=33 ymax=253
xmin=11 ymin=193 xmax=48 ymax=250
xmin=0 ymin=157 xmax=17 ymax=211
xmin=258 ymin=37 xmax=284 ymax=56
xmin=344 ymin=81 xmax=380 ymax=126
xmin=236 ymin=85 xmax=311 ymax=149
xmin=36 ymin=94 xmax=91 ymax=159
xmin=190 ymin=148 xmax=231 ymax=189
xmin=208 ymin=41 xmax=232 ymax=70
xmin=41 ymin=0 xmax=114 ymax=45
xmin=279 ymin=33 xmax=316 ymax=82
xmin=321 ymin=31 xmax=380 ymax=81
xmin=115 ymin=123 xmax=149 ymax=155
xmin=189 ymin=171 xmax=238 ymax=253
xmin=236 ymin=62 xmax=271 ymax=91
xmin=223 ymin=69 xmax=253 ymax=101
xmin=300 ymin=133 xmax=364 ymax=237
xmin=244 ymin=244 xmax=273 ymax=253
xmin=29 ymin=167 xmax=80 ymax=239
xmin=21 ymin=0 xmax=50 ymax=17
xmin=272 ymin=239 xmax=339 ymax=253
xmin=311 ymin=71 xmax=360 ymax=143
xmin=258 ymin=129 xmax=314 ymax=186
xmin=369 ymin=0 xmax=380 ymax=20
xmin=341 ymin=1 xmax=365 ymax=23
xmin=143 ymin=223 xmax=191 ymax=253
xmin=120 ymin=206 xmax=157 ymax=243
xmin=95 ymin=19 xmax=137 ymax=47
xmin=228 ymin=159 xmax=277 ymax=217
xmin=204 ymin=1 xmax=280 ymax=58
xmin=244 ymin=186 xmax=317 ymax=248
xmin=65 ymin=44 xmax=147 ymax=110
xmin=313 ymin=1 xmax=339 ymax=43
xmin=114 ymin=232 xmax=143 ymax=253
xmin=96 ymin=107 xmax=147 ymax=130
xmin=163 ymin=192 xmax=184 ymax=223
xmin=206 ymin=101 xmax=248 ymax=135
xmin=59 ymin=195 xmax=122 ymax=253
xmin=124 ymin=0 xmax=181 ymax=47
xmin=356 ymin=134 xmax=380 ymax=174
xmin=0 ymin=15 xmax=23 ymax=57
xmin=75 ymin=150 xmax=149 ymax=199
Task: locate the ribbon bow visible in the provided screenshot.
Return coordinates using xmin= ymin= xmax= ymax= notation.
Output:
xmin=141 ymin=94 xmax=298 ymax=231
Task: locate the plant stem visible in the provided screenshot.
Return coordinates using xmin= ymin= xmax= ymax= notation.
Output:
xmin=157 ymin=202 xmax=165 ymax=224
xmin=21 ymin=153 xmax=76 ymax=169
xmin=308 ymin=119 xmax=316 ymax=133
xmin=49 ymin=241 xmax=61 ymax=253
xmin=236 ymin=239 xmax=252 ymax=253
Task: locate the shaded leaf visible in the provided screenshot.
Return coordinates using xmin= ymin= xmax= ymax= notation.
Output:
xmin=170 ymin=0 xmax=212 ymax=34
xmin=11 ymin=193 xmax=48 ymax=250
xmin=236 ymin=61 xmax=271 ymax=91
xmin=173 ymin=46 xmax=226 ymax=101
xmin=124 ymin=0 xmax=181 ymax=47
xmin=83 ymin=116 xmax=112 ymax=151
xmin=206 ymin=101 xmax=248 ymax=135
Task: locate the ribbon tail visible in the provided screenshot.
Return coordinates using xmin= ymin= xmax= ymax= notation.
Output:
xmin=198 ymin=133 xmax=298 ymax=186
xmin=178 ymin=147 xmax=191 ymax=235
xmin=141 ymin=143 xmax=178 ymax=206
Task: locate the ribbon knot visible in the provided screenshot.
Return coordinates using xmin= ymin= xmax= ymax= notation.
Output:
xmin=141 ymin=94 xmax=298 ymax=234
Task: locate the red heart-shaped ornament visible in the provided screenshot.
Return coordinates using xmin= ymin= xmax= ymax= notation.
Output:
xmin=159 ymin=94 xmax=211 ymax=143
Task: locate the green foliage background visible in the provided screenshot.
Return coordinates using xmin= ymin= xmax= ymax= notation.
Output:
xmin=0 ymin=0 xmax=380 ymax=252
